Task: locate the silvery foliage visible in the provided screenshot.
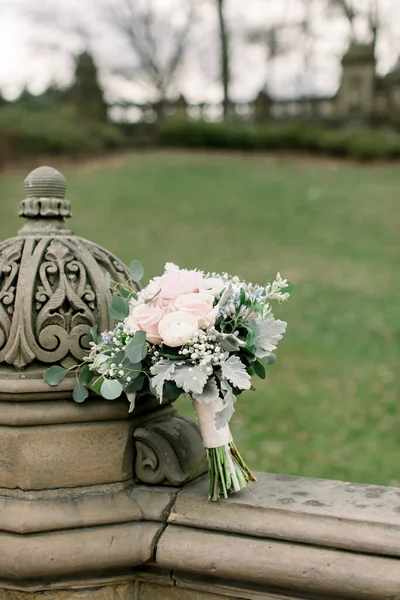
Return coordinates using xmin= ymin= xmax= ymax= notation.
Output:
xmin=150 ymin=359 xmax=181 ymax=400
xmin=150 ymin=359 xmax=209 ymax=400
xmin=127 ymin=392 xmax=136 ymax=413
xmin=217 ymin=332 xmax=246 ymax=353
xmin=253 ymin=318 xmax=287 ymax=358
xmin=172 ymin=363 xmax=209 ymax=395
xmin=221 ymin=355 xmax=251 ymax=390
xmin=218 ymin=283 xmax=233 ymax=307
xmin=193 ymin=376 xmax=220 ymax=403
xmin=215 ymin=378 xmax=237 ymax=430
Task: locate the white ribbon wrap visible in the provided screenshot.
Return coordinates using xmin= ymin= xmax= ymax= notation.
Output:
xmin=193 ymin=398 xmax=232 ymax=449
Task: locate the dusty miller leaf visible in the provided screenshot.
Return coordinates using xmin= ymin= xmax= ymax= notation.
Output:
xmin=221 ymin=355 xmax=251 ymax=390
xmin=126 ymin=392 xmax=136 ymax=413
xmin=253 ymin=318 xmax=287 ymax=358
xmin=193 ymin=376 xmax=220 ymax=403
xmin=215 ymin=379 xmax=237 ymax=430
xmin=150 ymin=359 xmax=180 ymax=400
xmin=217 ymin=333 xmax=246 ymax=353
xmin=171 ymin=363 xmax=209 ymax=395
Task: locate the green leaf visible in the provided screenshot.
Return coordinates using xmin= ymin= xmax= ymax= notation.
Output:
xmin=105 ymin=272 xmax=111 ymax=289
xmin=162 ymin=380 xmax=182 ymax=401
xmin=253 ymin=360 xmax=266 ymax=380
xmin=78 ymin=364 xmax=93 ymax=386
xmin=90 ymin=325 xmax=99 ymax=344
xmin=124 ymin=374 xmax=145 ymax=394
xmin=91 ymin=376 xmax=104 ymax=395
xmin=120 ymin=286 xmax=133 ymax=299
xmin=43 ymin=365 xmax=68 ymax=386
xmin=239 ymin=288 xmax=246 ymax=307
xmin=125 ymin=331 xmax=147 ymax=363
xmin=144 ymin=289 xmax=161 ymax=304
xmin=129 ymin=260 xmax=144 ymax=282
xmin=100 ymin=378 xmax=123 ymax=400
xmin=109 ymin=295 xmax=129 ymax=320
xmin=73 ymin=383 xmax=89 ymax=403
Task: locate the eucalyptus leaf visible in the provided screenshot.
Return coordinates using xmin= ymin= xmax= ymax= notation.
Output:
xmin=73 ymin=383 xmax=89 ymax=403
xmin=162 ymin=381 xmax=181 ymax=401
xmin=109 ymin=295 xmax=129 ymax=320
xmin=90 ymin=325 xmax=99 ymax=344
xmin=120 ymin=286 xmax=133 ymax=299
xmin=78 ymin=364 xmax=94 ymax=386
xmin=221 ymin=355 xmax=251 ymax=390
xmin=43 ymin=365 xmax=68 ymax=386
xmin=90 ymin=376 xmax=105 ymax=395
xmin=125 ymin=331 xmax=147 ymax=363
xmin=100 ymin=378 xmax=123 ymax=400
xmin=129 ymin=260 xmax=144 ymax=282
xmin=124 ymin=374 xmax=145 ymax=394
xmin=252 ymin=318 xmax=287 ymax=358
xmin=264 ymin=353 xmax=277 ymax=366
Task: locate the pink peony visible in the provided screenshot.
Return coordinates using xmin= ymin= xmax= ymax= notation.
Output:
xmin=157 ymin=269 xmax=204 ymax=302
xmin=173 ymin=292 xmax=217 ymax=327
xmin=125 ymin=302 xmax=163 ymax=344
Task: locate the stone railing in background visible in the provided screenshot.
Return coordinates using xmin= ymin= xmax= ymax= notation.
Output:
xmin=0 ymin=167 xmax=399 ymax=600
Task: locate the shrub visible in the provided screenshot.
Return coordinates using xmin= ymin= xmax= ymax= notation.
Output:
xmin=0 ymin=107 xmax=127 ymax=159
xmin=158 ymin=119 xmax=400 ymax=161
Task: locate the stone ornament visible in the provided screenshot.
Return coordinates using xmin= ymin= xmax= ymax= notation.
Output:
xmin=0 ymin=166 xmax=128 ymax=398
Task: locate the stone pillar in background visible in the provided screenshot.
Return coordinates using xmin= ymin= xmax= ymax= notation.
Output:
xmin=0 ymin=166 xmax=206 ymax=598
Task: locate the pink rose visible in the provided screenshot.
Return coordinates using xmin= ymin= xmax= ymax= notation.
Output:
xmin=173 ymin=292 xmax=217 ymax=327
xmin=125 ymin=302 xmax=163 ymax=344
xmin=157 ymin=269 xmax=204 ymax=302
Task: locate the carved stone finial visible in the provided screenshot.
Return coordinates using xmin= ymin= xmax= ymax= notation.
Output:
xmin=0 ymin=165 xmax=129 ymax=397
xmin=19 ymin=166 xmax=71 ymax=220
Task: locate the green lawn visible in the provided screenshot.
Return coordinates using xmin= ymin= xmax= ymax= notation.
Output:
xmin=1 ymin=151 xmax=399 ymax=486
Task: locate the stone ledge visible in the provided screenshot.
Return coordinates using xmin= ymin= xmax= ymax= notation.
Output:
xmin=169 ymin=472 xmax=400 ymax=557
xmin=157 ymin=525 xmax=400 ymax=600
xmin=0 ymin=485 xmax=176 ymax=535
xmin=0 ymin=522 xmax=161 ymax=582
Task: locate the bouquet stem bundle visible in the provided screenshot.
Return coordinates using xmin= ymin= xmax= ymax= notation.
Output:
xmin=194 ymin=399 xmax=256 ymax=501
xmin=207 ymin=443 xmax=256 ymax=501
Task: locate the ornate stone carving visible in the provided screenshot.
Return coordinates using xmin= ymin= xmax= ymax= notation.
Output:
xmin=133 ymin=415 xmax=208 ymax=486
xmin=0 ymin=166 xmax=129 ymax=384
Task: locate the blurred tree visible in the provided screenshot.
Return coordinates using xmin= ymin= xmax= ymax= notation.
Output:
xmin=67 ymin=51 xmax=108 ymax=122
xmin=216 ymin=0 xmax=230 ymax=119
xmin=103 ymin=0 xmax=196 ymax=119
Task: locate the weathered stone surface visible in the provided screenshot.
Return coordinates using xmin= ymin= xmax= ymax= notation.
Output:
xmin=170 ymin=472 xmax=400 ymax=557
xmin=134 ymin=486 xmax=178 ymax=522
xmin=0 ymin=420 xmax=134 ymax=490
xmin=0 ymin=522 xmax=161 ymax=581
xmin=0 ymin=399 xmax=130 ymax=426
xmin=134 ymin=415 xmax=207 ymax=486
xmin=0 ymin=583 xmax=134 ymax=599
xmin=157 ymin=525 xmax=400 ymax=599
xmin=0 ymin=485 xmax=141 ymax=534
xmin=138 ymin=582 xmax=233 ymax=600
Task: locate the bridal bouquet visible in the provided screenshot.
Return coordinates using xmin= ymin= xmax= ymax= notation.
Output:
xmin=44 ymin=261 xmax=290 ymax=501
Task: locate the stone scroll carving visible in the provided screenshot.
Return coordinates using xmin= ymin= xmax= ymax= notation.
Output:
xmin=133 ymin=415 xmax=208 ymax=486
xmin=0 ymin=235 xmax=127 ymax=368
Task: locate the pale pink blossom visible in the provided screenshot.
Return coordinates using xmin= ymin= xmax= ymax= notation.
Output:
xmin=158 ymin=311 xmax=199 ymax=347
xmin=125 ymin=302 xmax=163 ymax=344
xmin=173 ymin=292 xmax=217 ymax=328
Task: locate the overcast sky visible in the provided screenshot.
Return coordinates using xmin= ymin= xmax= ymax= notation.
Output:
xmin=0 ymin=0 xmax=399 ymax=103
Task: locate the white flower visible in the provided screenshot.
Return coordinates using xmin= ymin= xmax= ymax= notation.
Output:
xmin=164 ymin=262 xmax=180 ymax=273
xmin=200 ymin=277 xmax=226 ymax=297
xmin=158 ymin=310 xmax=199 ymax=347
